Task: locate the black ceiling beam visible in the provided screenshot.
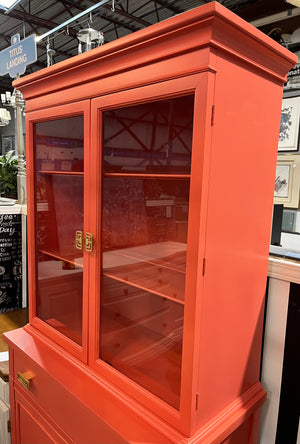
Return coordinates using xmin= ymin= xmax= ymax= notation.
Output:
xmin=0 ymin=33 xmax=12 ymax=45
xmin=56 ymin=1 xmax=151 ymax=29
xmin=97 ymin=12 xmax=140 ymax=32
xmin=103 ymin=5 xmax=151 ymax=27
xmin=18 ymin=3 xmax=44 ymax=40
xmin=57 ymin=0 xmax=76 ymax=18
xmin=56 ymin=0 xmax=89 ymax=12
xmin=152 ymin=0 xmax=184 ymax=15
xmin=18 ymin=4 xmax=74 ymax=62
xmin=0 ymin=9 xmax=79 ymax=38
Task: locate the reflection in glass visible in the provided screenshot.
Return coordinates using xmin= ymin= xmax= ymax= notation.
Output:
xmin=100 ymin=95 xmax=193 ymax=409
xmin=102 ymin=178 xmax=189 ymax=302
xmin=101 ymin=277 xmax=183 ymax=408
xmin=36 ymin=253 xmax=83 ymax=344
xmin=35 ymin=174 xmax=84 ymax=260
xmin=35 ymin=116 xmax=84 ymax=172
xmin=34 ymin=117 xmax=84 ymax=344
xmin=103 ymin=95 xmax=194 ymax=174
xmin=100 ymin=178 xmax=189 ymax=408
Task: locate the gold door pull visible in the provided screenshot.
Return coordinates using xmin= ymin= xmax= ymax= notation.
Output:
xmin=85 ymin=233 xmax=94 ymax=252
xmin=75 ymin=230 xmax=83 ymax=250
xmin=17 ymin=371 xmax=33 ymax=390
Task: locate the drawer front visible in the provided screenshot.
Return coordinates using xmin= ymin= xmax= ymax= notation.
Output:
xmin=12 ymin=348 xmax=128 ymax=444
xmin=14 ymin=389 xmax=71 ymax=444
xmin=13 ymin=348 xmax=67 ymax=415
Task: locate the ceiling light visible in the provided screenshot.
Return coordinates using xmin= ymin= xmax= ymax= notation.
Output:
xmin=0 ymin=0 xmax=22 ymax=12
xmin=77 ymin=28 xmax=104 ymax=54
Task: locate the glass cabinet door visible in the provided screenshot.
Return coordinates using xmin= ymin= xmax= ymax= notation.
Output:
xmin=33 ymin=115 xmax=85 ymax=346
xmin=99 ymin=95 xmax=194 ymax=409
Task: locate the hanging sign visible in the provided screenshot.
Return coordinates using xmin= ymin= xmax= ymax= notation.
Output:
xmin=0 ymin=33 xmax=37 ymax=78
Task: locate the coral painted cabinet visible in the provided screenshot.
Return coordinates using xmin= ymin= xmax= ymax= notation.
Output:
xmin=27 ymin=101 xmax=91 ymax=362
xmin=88 ymin=76 xmax=214 ymax=421
xmin=4 ymin=2 xmax=297 ymax=444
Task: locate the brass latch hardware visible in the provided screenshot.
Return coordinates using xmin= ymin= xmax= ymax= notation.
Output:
xmin=17 ymin=371 xmax=33 ymax=390
xmin=75 ymin=231 xmax=94 ymax=252
xmin=85 ymin=232 xmax=94 ymax=252
xmin=75 ymin=230 xmax=83 ymax=250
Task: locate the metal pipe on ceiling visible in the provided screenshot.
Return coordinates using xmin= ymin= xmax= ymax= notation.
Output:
xmin=35 ymin=0 xmax=112 ymax=42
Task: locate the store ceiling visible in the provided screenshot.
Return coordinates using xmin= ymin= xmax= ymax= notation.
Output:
xmin=0 ymin=0 xmax=299 ymax=95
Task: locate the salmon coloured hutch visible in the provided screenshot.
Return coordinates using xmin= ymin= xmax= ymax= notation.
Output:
xmin=4 ymin=2 xmax=297 ymax=443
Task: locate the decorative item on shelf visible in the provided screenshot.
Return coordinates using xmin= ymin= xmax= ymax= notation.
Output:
xmin=1 ymin=91 xmax=14 ymax=108
xmin=0 ymin=109 xmax=11 ymax=127
xmin=274 ymin=154 xmax=300 ymax=208
xmin=278 ymin=96 xmax=300 ymax=152
xmin=283 ymin=27 xmax=300 ymax=90
xmin=0 ymin=90 xmax=24 ymax=113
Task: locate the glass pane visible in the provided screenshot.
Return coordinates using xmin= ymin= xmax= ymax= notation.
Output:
xmin=34 ymin=117 xmax=84 ymax=344
xmin=100 ymin=95 xmax=193 ymax=409
xmin=36 ymin=253 xmax=83 ymax=345
xmin=102 ymin=178 xmax=188 ymax=303
xmin=101 ymin=278 xmax=183 ymax=409
xmin=100 ymin=177 xmax=190 ymax=408
xmin=36 ymin=174 xmax=84 ymax=259
xmin=103 ymin=96 xmax=194 ymax=174
xmin=35 ymin=116 xmax=84 ymax=172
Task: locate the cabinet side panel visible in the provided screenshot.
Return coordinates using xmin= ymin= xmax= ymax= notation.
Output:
xmin=196 ymin=52 xmax=283 ymax=426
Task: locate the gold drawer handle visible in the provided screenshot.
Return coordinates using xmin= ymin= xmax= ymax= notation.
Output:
xmin=17 ymin=371 xmax=33 ymax=390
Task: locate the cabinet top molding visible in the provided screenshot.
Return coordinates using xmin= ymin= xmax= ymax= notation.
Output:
xmin=13 ymin=1 xmax=297 ymax=103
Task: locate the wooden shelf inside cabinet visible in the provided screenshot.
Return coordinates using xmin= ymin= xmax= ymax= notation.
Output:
xmin=39 ymin=249 xmax=83 ymax=269
xmin=103 ymin=173 xmax=191 ymax=180
xmin=107 ymin=246 xmax=187 ymax=273
xmin=103 ymin=243 xmax=187 ymax=304
xmin=103 ymin=272 xmax=184 ymax=305
xmin=37 ymin=170 xmax=84 ymax=176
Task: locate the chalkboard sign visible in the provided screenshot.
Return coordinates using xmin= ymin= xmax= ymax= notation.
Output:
xmin=0 ymin=213 xmax=22 ymax=312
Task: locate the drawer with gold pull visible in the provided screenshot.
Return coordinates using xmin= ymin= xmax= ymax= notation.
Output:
xmin=17 ymin=371 xmax=34 ymax=390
